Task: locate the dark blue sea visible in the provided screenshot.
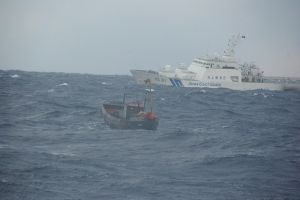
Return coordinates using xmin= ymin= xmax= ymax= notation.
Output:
xmin=1 ymin=70 xmax=300 ymax=200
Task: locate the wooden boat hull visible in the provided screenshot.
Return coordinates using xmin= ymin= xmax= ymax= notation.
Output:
xmin=102 ymin=104 xmax=159 ymax=130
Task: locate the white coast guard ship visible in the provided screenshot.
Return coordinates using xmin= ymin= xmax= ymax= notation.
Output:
xmin=130 ymin=34 xmax=294 ymax=91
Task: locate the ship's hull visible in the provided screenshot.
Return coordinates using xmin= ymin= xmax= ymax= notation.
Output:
xmin=130 ymin=69 xmax=286 ymax=91
xmin=130 ymin=70 xmax=172 ymax=86
xmin=182 ymin=80 xmax=284 ymax=91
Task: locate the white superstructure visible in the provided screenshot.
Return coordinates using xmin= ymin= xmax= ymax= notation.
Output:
xmin=130 ymin=34 xmax=297 ymax=91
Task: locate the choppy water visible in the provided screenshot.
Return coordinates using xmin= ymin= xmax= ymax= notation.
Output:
xmin=1 ymin=70 xmax=300 ymax=200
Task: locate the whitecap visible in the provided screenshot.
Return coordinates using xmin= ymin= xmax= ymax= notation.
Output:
xmin=101 ymin=81 xmax=113 ymax=85
xmin=160 ymin=97 xmax=165 ymax=101
xmin=253 ymin=92 xmax=268 ymax=98
xmin=56 ymin=83 xmax=68 ymax=87
xmin=200 ymin=89 xmax=206 ymax=93
xmin=48 ymin=89 xmax=55 ymax=93
xmin=145 ymin=88 xmax=155 ymax=92
xmin=11 ymin=74 xmax=19 ymax=78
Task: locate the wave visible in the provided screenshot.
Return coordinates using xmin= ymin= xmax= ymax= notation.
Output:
xmin=263 ymin=107 xmax=293 ymax=114
xmin=48 ymin=151 xmax=76 ymax=157
xmin=20 ymin=164 xmax=54 ymax=173
xmin=10 ymin=74 xmax=19 ymax=78
xmin=0 ymin=123 xmax=14 ymax=128
xmin=196 ymin=153 xmax=265 ymax=167
xmin=56 ymin=82 xmax=68 ymax=87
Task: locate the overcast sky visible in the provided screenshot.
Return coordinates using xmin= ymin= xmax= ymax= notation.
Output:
xmin=0 ymin=0 xmax=300 ymax=76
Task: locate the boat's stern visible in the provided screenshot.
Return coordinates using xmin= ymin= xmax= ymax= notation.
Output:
xmin=143 ymin=112 xmax=159 ymax=130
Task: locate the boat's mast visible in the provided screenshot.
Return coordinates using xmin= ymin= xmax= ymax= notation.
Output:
xmin=223 ymin=33 xmax=245 ymax=58
xmin=149 ymin=80 xmax=153 ymax=112
xmin=123 ymin=93 xmax=126 ymax=105
xmin=123 ymin=93 xmax=127 ymax=118
xmin=145 ymin=79 xmax=153 ymax=112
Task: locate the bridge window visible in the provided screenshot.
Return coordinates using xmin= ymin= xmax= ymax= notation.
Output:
xmin=215 ymin=76 xmax=218 ymax=79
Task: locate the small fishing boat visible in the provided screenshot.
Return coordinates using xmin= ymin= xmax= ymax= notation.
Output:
xmin=101 ymin=81 xmax=159 ymax=130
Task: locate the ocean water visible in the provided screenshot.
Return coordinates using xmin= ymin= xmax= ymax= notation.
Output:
xmin=0 ymin=70 xmax=300 ymax=200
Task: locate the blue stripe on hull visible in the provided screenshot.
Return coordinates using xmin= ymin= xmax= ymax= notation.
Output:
xmin=169 ymin=78 xmax=183 ymax=87
xmin=174 ymin=79 xmax=183 ymax=87
xmin=169 ymin=78 xmax=176 ymax=87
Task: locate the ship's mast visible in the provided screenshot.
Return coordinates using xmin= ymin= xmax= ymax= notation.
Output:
xmin=144 ymin=79 xmax=153 ymax=112
xmin=223 ymin=33 xmax=245 ymax=58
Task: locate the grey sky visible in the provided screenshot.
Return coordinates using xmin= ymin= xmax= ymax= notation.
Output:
xmin=0 ymin=0 xmax=300 ymax=76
